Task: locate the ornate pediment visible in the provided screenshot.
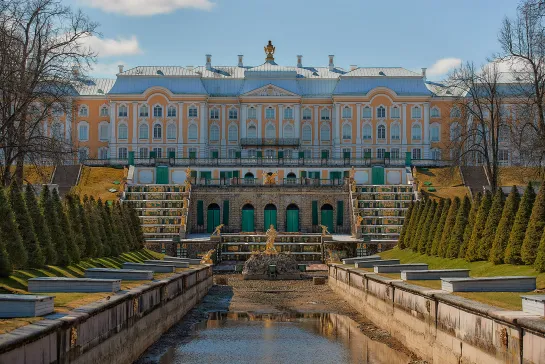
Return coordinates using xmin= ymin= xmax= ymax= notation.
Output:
xmin=243 ymin=84 xmax=298 ymax=97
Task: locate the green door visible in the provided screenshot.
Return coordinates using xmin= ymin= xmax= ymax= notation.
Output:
xmin=264 ymin=204 xmax=277 ymax=230
xmin=286 ymin=205 xmax=299 ymax=232
xmin=330 ymin=171 xmax=342 ymax=181
xmin=241 ymin=205 xmax=255 ymax=232
xmin=201 ymin=171 xmax=212 ymax=182
xmin=321 ymin=204 xmax=334 ymax=234
xmin=206 ymin=204 xmax=220 ymax=233
xmin=156 ymin=166 xmax=169 ymax=184
xmin=372 ymin=166 xmax=385 ymax=185
xmin=405 ymin=152 xmax=412 ymax=166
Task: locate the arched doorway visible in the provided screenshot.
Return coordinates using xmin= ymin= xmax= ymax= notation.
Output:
xmin=264 ymin=204 xmax=277 ymax=230
xmin=286 ymin=172 xmax=296 ymax=185
xmin=207 ymin=203 xmax=220 ymax=233
xmin=321 ymin=204 xmax=334 ymax=233
xmin=244 ymin=172 xmax=255 ymax=185
xmin=241 ymin=204 xmax=255 ymax=232
xmin=286 ymin=204 xmax=299 ymax=232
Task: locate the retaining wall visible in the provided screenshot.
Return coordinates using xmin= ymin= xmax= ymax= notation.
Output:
xmin=328 ymin=264 xmax=545 ymax=364
xmin=0 ymin=266 xmax=213 ymax=364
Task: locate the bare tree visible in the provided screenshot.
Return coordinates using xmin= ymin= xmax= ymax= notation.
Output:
xmin=0 ymin=0 xmax=97 ymax=186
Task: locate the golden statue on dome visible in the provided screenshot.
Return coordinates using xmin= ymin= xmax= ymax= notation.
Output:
xmin=264 ymin=40 xmax=275 ymax=62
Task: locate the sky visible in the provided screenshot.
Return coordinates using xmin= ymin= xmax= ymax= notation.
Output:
xmin=67 ymin=0 xmax=521 ymax=81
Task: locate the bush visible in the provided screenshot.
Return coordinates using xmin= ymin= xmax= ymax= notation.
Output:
xmin=0 ymin=187 xmax=27 ymax=269
xmin=426 ymin=199 xmax=444 ymax=256
xmin=412 ymin=199 xmax=432 ymax=252
xmin=490 ymin=186 xmax=520 ymax=264
xmin=477 ymin=188 xmax=505 ymax=261
xmin=41 ymin=186 xmax=69 ymax=266
xmin=418 ymin=200 xmax=437 ymax=254
xmin=430 ymin=199 xmax=451 ymax=256
xmin=398 ymin=202 xmax=414 ymax=249
xmin=438 ymin=197 xmax=460 ymax=258
xmin=465 ymin=192 xmax=492 ymax=262
xmin=505 ymin=183 xmax=535 ymax=265
xmin=25 ymin=184 xmax=56 ymax=264
xmin=522 ymin=182 xmax=545 ymax=265
xmin=446 ymin=196 xmax=470 ymax=258
xmin=459 ymin=193 xmax=481 ymax=258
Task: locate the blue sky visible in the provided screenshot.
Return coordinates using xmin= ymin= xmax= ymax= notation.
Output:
xmin=69 ymin=0 xmax=521 ymax=80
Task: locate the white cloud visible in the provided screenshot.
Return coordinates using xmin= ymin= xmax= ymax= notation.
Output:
xmin=81 ymin=35 xmax=142 ymax=57
xmin=90 ymin=61 xmax=127 ymax=77
xmin=81 ymin=0 xmax=215 ymax=16
xmin=427 ymin=58 xmax=463 ymax=76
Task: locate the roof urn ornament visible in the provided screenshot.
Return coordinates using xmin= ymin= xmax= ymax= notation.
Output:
xmin=264 ymin=40 xmax=275 ymax=63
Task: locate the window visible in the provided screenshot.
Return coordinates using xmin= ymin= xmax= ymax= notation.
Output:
xmin=153 ymin=147 xmax=162 ymax=158
xmin=99 ymin=123 xmax=109 ymax=141
xmin=303 ymin=149 xmax=312 ymax=158
xmin=363 ymin=124 xmax=372 ymax=140
xmin=118 ymin=147 xmax=128 ymax=159
xmin=248 ymin=149 xmax=257 ymax=158
xmin=450 ymin=122 xmax=461 ymax=141
xmin=167 ymin=106 xmax=176 ymax=118
xmin=431 ymin=107 xmax=440 ymax=118
xmin=153 ymin=124 xmax=162 ymax=139
xmin=228 ymin=125 xmax=238 ymax=141
xmin=342 ymin=124 xmax=351 ymax=139
xmin=79 ymin=106 xmax=88 ymax=117
xmin=342 ymin=106 xmax=351 ymax=118
xmin=139 ymin=124 xmax=149 ymax=139
xmin=302 ymin=108 xmax=311 ymax=120
xmin=118 ymin=105 xmax=128 ymax=117
xmin=377 ymin=124 xmax=386 ymax=140
xmin=320 ymin=124 xmax=330 ymax=141
xmin=118 ymin=124 xmax=128 ymax=139
xmin=78 ymin=148 xmax=88 ymax=162
xmin=391 ymin=106 xmax=400 ymax=119
xmin=430 ymin=125 xmax=440 ymax=142
xmin=499 ymin=149 xmax=509 ymax=164
xmin=265 ymin=124 xmax=275 ymax=138
xmin=363 ymin=148 xmax=372 ymax=157
xmin=248 ymin=107 xmax=257 ymax=119
xmin=100 ymin=106 xmax=109 ymax=117
xmin=167 ymin=147 xmax=176 ymax=157
xmin=139 ymin=147 xmax=149 ymax=158
xmin=284 ymin=124 xmax=294 ymax=138
xmin=431 ymin=149 xmax=441 ymax=160
xmin=228 ymin=149 xmax=237 ymax=158
xmin=411 ymin=124 xmax=422 ymax=140
xmin=450 ymin=107 xmax=461 ymax=118
xmin=188 ymin=147 xmax=197 ymax=157
xmin=247 ymin=124 xmax=257 ymax=138
xmin=188 ymin=106 xmax=198 ymax=118
xmin=78 ymin=123 xmax=88 ymax=141
xmin=210 ymin=108 xmax=219 ymax=119
xmin=167 ymin=123 xmax=176 ymax=140
xmin=153 ymin=105 xmax=163 ymax=118
xmin=412 ymin=148 xmax=421 ymax=159
xmin=265 ymin=149 xmax=275 ymax=158
xmin=188 ymin=124 xmax=198 ymax=139
xmin=99 ymin=147 xmax=108 ymax=159
xmin=210 ymin=125 xmax=220 ymax=141
xmin=52 ymin=105 xmax=63 ymax=116
xmin=390 ymin=148 xmax=400 ymax=159
xmin=229 ymin=108 xmax=238 ymax=119
xmin=302 ymin=125 xmax=312 ymax=141
xmin=412 ymin=106 xmax=421 ymax=119
xmin=52 ymin=123 xmax=63 ymax=139
xmin=377 ymin=106 xmax=386 ymax=118
xmin=320 ymin=108 xmax=330 ymax=120
xmin=499 ymin=125 xmax=510 ymax=143
xmin=377 ymin=148 xmax=386 ymax=159
xmin=391 ymin=123 xmax=400 ymax=140
xmin=284 ymin=107 xmax=293 ymax=120
xmin=266 ymin=107 xmax=275 ymax=119
xmin=139 ymin=105 xmax=149 ymax=117
xmin=362 ymin=106 xmax=372 ymax=118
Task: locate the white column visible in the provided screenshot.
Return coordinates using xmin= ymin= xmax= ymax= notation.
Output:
xmin=294 ymin=104 xmax=301 ymax=139
xmin=132 ymin=102 xmax=138 ymax=144
xmin=356 ymin=103 xmax=361 ymax=158
xmin=65 ymin=99 xmax=73 ymax=141
xmin=278 ymin=104 xmax=284 ymax=138
xmin=333 ymin=103 xmax=341 ymax=158
xmin=199 ymin=102 xmax=207 ymax=158
xmin=423 ymin=103 xmax=430 ymax=158
xmin=241 ymin=104 xmax=247 ymax=158
xmin=402 ymin=103 xmax=407 ymax=154
xmin=221 ymin=105 xmax=227 ymax=157
xmin=257 ymin=105 xmax=263 ymax=138
xmin=109 ymin=102 xmax=117 ymax=158
xmin=178 ymin=102 xmax=184 ymax=157
xmin=313 ymin=105 xmax=319 ymax=158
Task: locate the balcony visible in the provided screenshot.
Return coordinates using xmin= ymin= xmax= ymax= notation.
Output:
xmin=240 ymin=138 xmax=300 ymax=147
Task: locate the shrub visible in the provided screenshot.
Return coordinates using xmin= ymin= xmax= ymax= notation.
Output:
xmin=522 ymin=182 xmax=545 ymax=265
xmin=430 ymin=199 xmax=451 ymax=256
xmin=505 ymin=183 xmax=535 ymax=264
xmin=446 ymin=196 xmax=471 ymax=258
xmin=477 ymin=188 xmax=505 ymax=261
xmin=465 ymin=192 xmax=492 ymax=262
xmin=438 ymin=197 xmax=460 ymax=258
xmin=490 ymin=186 xmax=519 ymax=264
xmin=0 ymin=187 xmax=27 ymax=269
xmin=459 ymin=193 xmax=481 ymax=258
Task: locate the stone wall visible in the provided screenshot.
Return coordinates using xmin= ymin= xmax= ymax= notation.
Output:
xmin=328 ymin=265 xmax=545 ymax=364
xmin=0 ymin=266 xmax=213 ymax=364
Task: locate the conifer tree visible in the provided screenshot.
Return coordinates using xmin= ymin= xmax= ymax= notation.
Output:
xmin=0 ymin=187 xmax=27 ymax=269
xmin=426 ymin=199 xmax=444 ymax=256
xmin=41 ymin=186 xmax=68 ymax=266
xmin=115 ymin=202 xmax=131 ymax=252
xmin=404 ymin=201 xmax=422 ymax=250
xmin=459 ymin=193 xmax=481 ymax=258
xmin=438 ymin=197 xmax=460 ymax=258
xmin=0 ymin=233 xmax=11 ymax=277
xmin=446 ymin=196 xmax=471 ymax=258
xmin=430 ymin=198 xmax=451 ymax=256
xmin=9 ymin=182 xmax=44 ymax=268
xmin=25 ymin=184 xmax=56 ymax=264
xmin=121 ymin=204 xmax=138 ymax=250
xmin=490 ymin=186 xmax=520 ymax=264
xmin=418 ymin=200 xmax=437 ymax=254
xmin=505 ymin=183 xmax=535 ymax=264
xmin=534 ymin=225 xmax=545 ymax=271
xmin=465 ymin=192 xmax=492 ymax=261
xmin=100 ymin=199 xmax=118 ymax=256
xmin=477 ymin=188 xmax=505 ymax=261
xmin=398 ymin=202 xmax=414 ymax=249
xmin=521 ymin=182 xmax=545 ymax=265
xmin=52 ymin=189 xmax=80 ymax=264
xmin=78 ymin=198 xmax=98 ymax=258
xmin=412 ymin=199 xmax=431 ymax=251
xmin=65 ymin=195 xmax=86 ymax=259
xmin=87 ymin=197 xmax=107 ymax=256
xmin=129 ymin=205 xmax=144 ymax=248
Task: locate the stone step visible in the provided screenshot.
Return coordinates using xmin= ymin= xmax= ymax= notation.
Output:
xmin=521 ymin=295 xmax=545 ymax=316
xmin=84 ymin=268 xmax=153 ymax=281
xmin=0 ymin=294 xmax=54 ymax=318
xmin=401 ymin=269 xmax=470 ymax=281
xmin=28 ymin=277 xmax=121 ymax=293
xmin=122 ymin=262 xmax=175 ymax=273
xmin=374 ymin=263 xmax=428 ymax=273
xmin=144 ymin=260 xmax=189 ymax=268
xmin=441 ymin=276 xmax=537 ymax=292
xmin=355 ymin=259 xmax=400 ymax=268
xmin=342 ymin=256 xmax=381 ymax=265
xmin=163 ymin=256 xmax=202 ymax=265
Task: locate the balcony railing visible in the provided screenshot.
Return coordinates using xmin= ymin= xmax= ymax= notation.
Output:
xmin=193 ymin=177 xmax=346 ymax=187
xmin=240 ymin=138 xmax=300 ymax=147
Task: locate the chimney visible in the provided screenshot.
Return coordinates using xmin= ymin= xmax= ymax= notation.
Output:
xmin=205 ymin=54 xmax=212 ymax=70
xmin=72 ymin=65 xmax=79 ymax=77
xmin=421 ymin=67 xmax=427 ymax=80
xmin=238 ymin=55 xmax=244 ymax=67
xmin=297 ymin=55 xmax=303 ymax=68
xmin=350 ymin=65 xmax=357 ymax=71
xmin=328 ymin=55 xmax=335 ymax=71
xmin=118 ymin=64 xmax=124 ymax=73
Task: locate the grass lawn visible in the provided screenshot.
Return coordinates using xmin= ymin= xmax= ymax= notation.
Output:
xmin=414 ymin=167 xmax=468 ymax=200
xmin=499 ymin=167 xmax=542 ymax=187
xmin=71 ymin=166 xmax=126 ymax=202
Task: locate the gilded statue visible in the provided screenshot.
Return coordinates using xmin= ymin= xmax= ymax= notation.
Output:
xmin=319 ymin=224 xmax=330 ymax=236
xmin=355 ymin=215 xmax=364 ymax=227
xmin=184 ymin=179 xmax=191 ymax=192
xmin=212 ymin=224 xmax=224 ymax=236
xmin=264 ymin=40 xmax=275 ymax=62
xmin=180 ymin=215 xmax=186 ymax=226
xmin=349 ymin=166 xmax=355 ymax=180
xmin=182 ymin=197 xmax=188 ymax=208
xmin=185 ymin=167 xmax=192 ymax=180
xmin=264 ymin=224 xmax=278 ymax=254
xmin=200 ymin=249 xmax=215 ymax=265
xmin=263 ymin=172 xmax=278 ymax=185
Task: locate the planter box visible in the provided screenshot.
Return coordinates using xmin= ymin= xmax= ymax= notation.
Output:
xmin=374 ymin=263 xmax=428 ymax=273
xmin=144 ymin=260 xmax=189 ymax=268
xmin=85 ymin=268 xmax=153 ymax=281
xmin=441 ymin=276 xmax=537 ymax=292
xmin=355 ymin=259 xmax=400 ymax=268
xmin=342 ymin=255 xmax=381 ymax=265
xmin=0 ymin=294 xmax=54 ymax=318
xmin=401 ymin=269 xmax=470 ymax=281
xmin=122 ymin=262 xmax=175 ymax=273
xmin=521 ymin=295 xmax=545 ymax=316
xmin=28 ymin=277 xmax=121 ymax=293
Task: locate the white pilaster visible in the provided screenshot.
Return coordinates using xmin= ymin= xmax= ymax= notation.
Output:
xmin=109 ymin=102 xmax=117 ymax=158
xmin=199 ymin=102 xmax=207 ymax=158
xmin=402 ymin=103 xmax=407 ymax=154
xmin=333 ymin=103 xmax=341 ymax=158
xmin=313 ymin=105 xmax=319 ymax=158
xmin=257 ymin=105 xmax=263 ymax=138
xmin=132 ymin=102 xmax=138 ymax=144
xmin=178 ymin=102 xmax=184 ymax=157
xmin=356 ymin=103 xmax=361 ymax=158
xmin=278 ymin=104 xmax=284 ymax=138
xmin=221 ymin=105 xmax=227 ymax=157
xmin=424 ymin=103 xmax=430 ymax=158
xmin=65 ymin=99 xmax=73 ymax=141
xmin=294 ymin=104 xmax=301 ymax=139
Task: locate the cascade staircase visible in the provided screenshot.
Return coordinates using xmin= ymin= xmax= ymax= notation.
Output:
xmin=460 ymin=166 xmax=489 ymax=197
xmin=51 ymin=164 xmax=82 ymax=197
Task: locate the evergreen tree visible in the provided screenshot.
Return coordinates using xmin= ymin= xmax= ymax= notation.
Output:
xmin=0 ymin=233 xmax=11 ymax=277
xmin=412 ymin=199 xmax=431 ymax=251
xmin=121 ymin=204 xmax=138 ymax=250
xmin=78 ymin=198 xmax=98 ymax=258
xmin=418 ymin=200 xmax=437 ymax=254
xmin=87 ymin=197 xmax=107 ymax=257
xmin=0 ymin=187 xmax=27 ymax=269
xmin=8 ymin=182 xmax=44 ymax=268
xmin=446 ymin=196 xmax=471 ymax=258
xmin=505 ymin=183 xmax=535 ymax=264
xmin=408 ymin=201 xmax=425 ymax=251
xmin=477 ymin=188 xmax=505 ymax=261
xmin=438 ymin=197 xmax=460 ymax=258
xmin=521 ymin=183 xmax=545 ymax=265
xmin=129 ymin=204 xmax=144 ymax=249
xmin=430 ymin=199 xmax=451 ymax=256
xmin=52 ymin=189 xmax=80 ymax=264
xmin=426 ymin=199 xmax=444 ymax=256
xmin=459 ymin=193 xmax=481 ymax=259
xmin=404 ymin=201 xmax=422 ymax=250
xmin=534 ymin=225 xmax=545 ymax=271
xmin=114 ymin=202 xmax=131 ymax=252
xmin=100 ymin=199 xmax=118 ymax=256
xmin=490 ymin=186 xmax=520 ymax=264
xmin=465 ymin=192 xmax=492 ymax=262
xmin=40 ymin=186 xmax=68 ymax=266
xmin=65 ymin=195 xmax=87 ymax=259
xmin=398 ymin=202 xmax=414 ymax=249
xmin=25 ymin=184 xmax=56 ymax=264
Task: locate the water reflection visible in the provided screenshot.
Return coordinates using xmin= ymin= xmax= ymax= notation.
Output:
xmin=158 ymin=312 xmax=412 ymax=364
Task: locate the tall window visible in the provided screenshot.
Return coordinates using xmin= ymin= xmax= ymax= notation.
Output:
xmin=153 ymin=124 xmax=162 ymax=139
xmin=265 ymin=124 xmax=275 ymax=138
xmin=100 ymin=106 xmax=109 ymax=117
xmin=79 ymin=106 xmax=88 ymax=117
xmin=412 ymin=106 xmax=422 ymax=119
xmin=430 ymin=125 xmax=440 ymax=142
xmin=78 ymin=148 xmax=88 ymax=163
xmin=118 ymin=124 xmax=128 ymax=139
xmin=302 ymin=125 xmax=312 ymax=141
xmin=247 ymin=124 xmax=257 ymax=138
xmin=362 ymin=124 xmax=372 ymax=140
xmin=139 ymin=147 xmax=149 ymax=158
xmin=139 ymin=105 xmax=149 ymax=117
xmin=390 ymin=148 xmax=400 ymax=159
xmin=391 ymin=123 xmax=400 ymax=140
xmin=153 ymin=105 xmax=163 ymax=118
xmin=499 ymin=149 xmax=509 ymax=164
xmin=377 ymin=124 xmax=386 ymax=139
xmin=210 ymin=108 xmax=219 ymax=119
xmin=499 ymin=125 xmax=510 ymax=143
xmin=139 ymin=124 xmax=149 ymax=139
xmin=99 ymin=147 xmax=108 ymax=159
xmin=188 ymin=106 xmax=198 ymax=118
xmin=118 ymin=147 xmax=128 ymax=159
xmin=377 ymin=148 xmax=386 ymax=159
xmin=342 ymin=124 xmax=351 ymax=139
xmin=391 ymin=106 xmax=400 ymax=119
xmin=153 ymin=147 xmax=162 ymax=158
xmin=362 ymin=106 xmax=372 ymax=118
xmin=284 ymin=107 xmax=293 ymax=119
xmin=450 ymin=122 xmax=462 ymax=141
xmin=450 ymin=107 xmax=461 ymax=118
xmin=118 ymin=105 xmax=128 ymax=117
xmin=302 ymin=108 xmax=311 ymax=120
xmin=78 ymin=123 xmax=88 ymax=141
xmin=412 ymin=148 xmax=421 ymax=160
xmin=431 ymin=107 xmax=440 ymax=118
xmin=248 ymin=107 xmax=257 ymax=119
xmin=167 ymin=123 xmax=176 ymax=139
xmin=320 ymin=108 xmax=330 ymax=120
xmin=377 ymin=106 xmax=386 ymax=118
xmin=229 ymin=108 xmax=238 ymax=119
xmin=167 ymin=147 xmax=176 ymax=157
xmin=99 ymin=123 xmax=109 ymax=141
xmin=431 ymin=149 xmax=441 ymax=160
xmin=228 ymin=149 xmax=237 ymax=158
xmin=266 ymin=107 xmax=275 ymax=119
xmin=228 ymin=125 xmax=238 ymax=141
xmin=167 ymin=106 xmax=176 ymax=117
xmin=320 ymin=124 xmax=330 ymax=141
xmin=188 ymin=124 xmax=198 ymax=139
xmin=342 ymin=106 xmax=351 ymax=118
xmin=411 ymin=124 xmax=422 ymax=140
xmin=284 ymin=124 xmax=294 ymax=138
xmin=210 ymin=125 xmax=220 ymax=141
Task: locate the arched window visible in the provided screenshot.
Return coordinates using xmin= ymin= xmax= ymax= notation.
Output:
xmin=118 ymin=124 xmax=128 ymax=139
xmin=248 ymin=107 xmax=257 ymax=119
xmin=100 ymin=106 xmax=109 ymax=117
xmin=188 ymin=124 xmax=198 ymax=139
xmin=210 ymin=125 xmax=220 ymax=141
xmin=228 ymin=125 xmax=238 ymax=141
xmin=229 ymin=108 xmax=238 ymax=119
xmin=167 ymin=105 xmax=176 ymax=117
xmin=265 ymin=123 xmax=275 ymax=138
xmin=362 ymin=106 xmax=372 ymax=118
xmin=362 ymin=124 xmax=372 ymax=140
xmin=391 ymin=123 xmax=400 ymax=140
xmin=118 ymin=105 xmax=128 ymax=117
xmin=499 ymin=125 xmax=510 ymax=142
xmin=265 ymin=107 xmax=275 ymax=119
xmin=320 ymin=108 xmax=330 ymax=120
xmin=412 ymin=106 xmax=422 ymax=119
xmin=450 ymin=122 xmax=462 ymax=141
xmin=391 ymin=106 xmax=400 ymax=119
xmin=210 ymin=108 xmax=219 ymax=119
xmin=302 ymin=125 xmax=312 ymax=141
xmin=320 ymin=124 xmax=330 ymax=141
xmin=79 ymin=105 xmax=88 ymax=117
xmin=431 ymin=107 xmax=440 ymax=118
xmin=167 ymin=123 xmax=176 ymax=139
xmin=139 ymin=123 xmax=149 ymax=139
xmin=430 ymin=124 xmax=440 ymax=142
xmin=342 ymin=106 xmax=351 ymax=118
xmin=450 ymin=107 xmax=461 ymax=118
xmin=139 ymin=105 xmax=149 ymax=117
xmin=284 ymin=107 xmax=293 ymax=119
xmin=377 ymin=106 xmax=386 ymax=118
xmin=411 ymin=123 xmax=422 ymax=140
xmin=78 ymin=122 xmax=88 ymax=141
xmin=153 ymin=124 xmax=162 ymax=139
xmin=153 ymin=105 xmax=163 ymax=118
xmin=342 ymin=124 xmax=351 ymax=139
xmin=188 ymin=105 xmax=198 ymax=118
xmin=377 ymin=124 xmax=386 ymax=139
xmin=283 ymin=124 xmax=294 ymax=138
xmin=302 ymin=108 xmax=311 ymax=120
xmin=247 ymin=124 xmax=257 ymax=138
